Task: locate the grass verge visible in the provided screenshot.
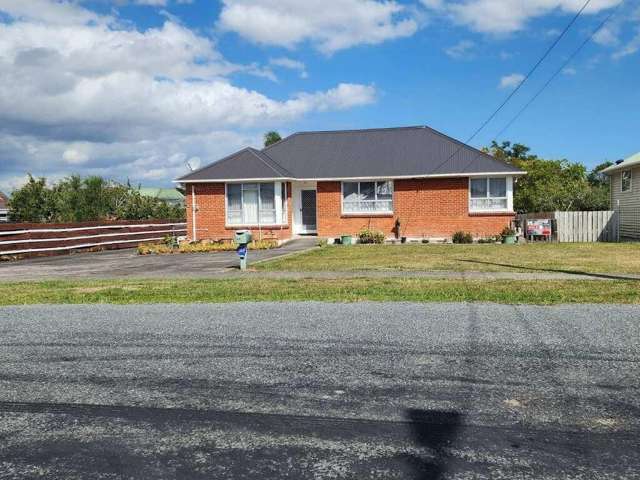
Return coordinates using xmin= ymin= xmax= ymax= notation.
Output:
xmin=1 ymin=278 xmax=639 ymax=305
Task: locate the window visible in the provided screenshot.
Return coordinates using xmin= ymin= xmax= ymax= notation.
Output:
xmin=226 ymin=182 xmax=287 ymax=225
xmin=622 ymin=170 xmax=632 ymax=192
xmin=342 ymin=181 xmax=393 ymax=214
xmin=469 ymin=177 xmax=508 ymax=211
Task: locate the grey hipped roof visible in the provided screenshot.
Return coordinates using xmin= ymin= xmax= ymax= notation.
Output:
xmin=177 ymin=126 xmax=523 ymax=182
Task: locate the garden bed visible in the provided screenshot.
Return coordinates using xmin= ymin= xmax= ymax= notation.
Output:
xmin=138 ymin=239 xmax=279 ymax=255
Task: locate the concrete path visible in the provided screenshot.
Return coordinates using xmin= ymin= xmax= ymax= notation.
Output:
xmin=0 ymin=237 xmax=318 ymax=281
xmin=1 ymin=302 xmax=639 ymax=479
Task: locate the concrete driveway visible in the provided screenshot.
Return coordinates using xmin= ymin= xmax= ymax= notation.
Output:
xmin=0 ymin=302 xmax=638 ymax=479
xmin=0 ymin=237 xmax=317 ymax=281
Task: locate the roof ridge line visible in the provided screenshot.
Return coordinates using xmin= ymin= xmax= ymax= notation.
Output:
xmin=418 ymin=125 xmax=518 ymax=173
xmin=176 ymin=147 xmax=258 ymax=181
xmin=247 ymin=148 xmax=293 ymax=178
xmin=285 ymin=125 xmax=428 ymax=136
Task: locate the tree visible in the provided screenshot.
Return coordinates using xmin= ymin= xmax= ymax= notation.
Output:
xmin=7 ymin=175 xmax=53 ymax=222
xmin=587 ymin=161 xmax=613 ymax=187
xmin=7 ymin=175 xmax=186 ymax=223
xmin=486 ymin=141 xmax=612 ymax=212
xmin=585 ymin=161 xmax=614 ymax=211
xmin=264 ymin=131 xmax=282 ymax=147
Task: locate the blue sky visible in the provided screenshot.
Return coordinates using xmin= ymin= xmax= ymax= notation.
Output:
xmin=0 ymin=0 xmax=638 ymax=191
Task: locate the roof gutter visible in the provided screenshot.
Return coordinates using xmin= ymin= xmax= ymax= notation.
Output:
xmin=174 ymin=171 xmax=527 ymax=183
xmin=601 ymin=164 xmax=638 ymax=175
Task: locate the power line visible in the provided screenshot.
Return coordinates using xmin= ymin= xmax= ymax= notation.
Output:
xmin=464 ymin=0 xmax=593 ymax=145
xmin=493 ymin=3 xmax=623 ymax=140
xmin=426 ymin=0 xmax=593 ymax=176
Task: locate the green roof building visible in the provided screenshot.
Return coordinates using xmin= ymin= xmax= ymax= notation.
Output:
xmin=137 ymin=187 xmax=185 ymax=206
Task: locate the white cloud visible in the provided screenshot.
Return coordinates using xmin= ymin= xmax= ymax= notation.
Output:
xmin=499 ymin=50 xmax=514 ymax=60
xmin=0 ymin=0 xmax=377 ymax=191
xmin=135 ymin=0 xmax=169 ymax=5
xmin=0 ymin=131 xmax=257 ymax=192
xmin=0 ymin=0 xmax=102 ymax=25
xmin=62 ymin=144 xmax=91 ymax=165
xmin=612 ymin=28 xmax=640 ymax=59
xmin=421 ymin=0 xmax=622 ymax=34
xmin=444 ymin=39 xmax=475 ymax=59
xmin=562 ymin=67 xmax=577 ymax=75
xmin=293 ymin=83 xmax=376 ymax=111
xmin=218 ymin=0 xmax=419 ymax=54
xmin=499 ymin=73 xmax=524 ymax=89
xmin=593 ymin=23 xmax=621 ymax=46
xmin=270 ymin=57 xmax=309 ymax=78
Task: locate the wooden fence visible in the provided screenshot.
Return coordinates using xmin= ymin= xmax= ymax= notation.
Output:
xmin=517 ymin=211 xmax=619 ymax=242
xmin=0 ymin=220 xmax=186 ymax=258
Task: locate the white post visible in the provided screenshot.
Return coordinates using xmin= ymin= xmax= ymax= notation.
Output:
xmin=507 ymin=176 xmax=514 ymax=212
xmin=191 ymin=184 xmax=197 ymax=242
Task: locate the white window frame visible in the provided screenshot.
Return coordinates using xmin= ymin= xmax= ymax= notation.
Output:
xmin=225 ymin=182 xmax=286 ymax=226
xmin=341 ymin=180 xmax=394 ymax=215
xmin=621 ymin=170 xmax=632 ymax=193
xmin=468 ymin=176 xmax=512 ymax=213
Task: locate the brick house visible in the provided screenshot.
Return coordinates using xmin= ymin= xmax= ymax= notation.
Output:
xmin=176 ymin=126 xmax=525 ymax=242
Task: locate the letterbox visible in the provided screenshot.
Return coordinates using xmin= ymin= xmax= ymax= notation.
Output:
xmin=234 ymin=230 xmax=252 ymax=245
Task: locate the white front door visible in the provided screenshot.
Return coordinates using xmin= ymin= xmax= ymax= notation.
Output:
xmin=292 ymin=181 xmax=317 ymax=234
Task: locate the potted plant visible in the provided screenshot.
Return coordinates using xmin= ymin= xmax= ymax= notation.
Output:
xmin=501 ymin=226 xmax=517 ymax=244
xmin=340 ymin=234 xmax=353 ymax=245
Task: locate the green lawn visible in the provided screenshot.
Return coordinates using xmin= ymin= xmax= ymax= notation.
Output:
xmin=257 ymin=243 xmax=640 ymax=275
xmin=1 ymin=278 xmax=639 ymax=305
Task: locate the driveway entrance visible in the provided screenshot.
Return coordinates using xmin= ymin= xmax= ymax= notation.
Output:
xmin=0 ymin=237 xmax=317 ymax=281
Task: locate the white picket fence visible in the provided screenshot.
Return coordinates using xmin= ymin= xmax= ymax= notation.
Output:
xmin=518 ymin=211 xmax=619 ymax=242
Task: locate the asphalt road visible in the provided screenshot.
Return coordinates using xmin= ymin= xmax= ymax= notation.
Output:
xmin=0 ymin=302 xmax=639 ymax=479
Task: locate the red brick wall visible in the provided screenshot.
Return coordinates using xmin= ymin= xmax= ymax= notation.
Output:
xmin=317 ymin=178 xmax=513 ymax=239
xmin=186 ymin=178 xmax=513 ymax=241
xmin=185 ymin=182 xmax=292 ymax=242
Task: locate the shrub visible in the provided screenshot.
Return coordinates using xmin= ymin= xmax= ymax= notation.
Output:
xmin=501 ymin=226 xmax=516 ymax=237
xmin=358 ymin=228 xmax=386 ymax=244
xmin=477 ymin=236 xmax=498 ymax=244
xmin=138 ymin=243 xmax=174 ymax=255
xmin=163 ymin=234 xmax=179 ymax=248
xmin=452 ymin=231 xmax=473 ymax=244
xmin=8 ymin=174 xmax=185 ymax=223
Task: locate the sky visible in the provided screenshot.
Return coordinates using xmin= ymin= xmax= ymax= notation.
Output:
xmin=0 ymin=0 xmax=638 ymax=192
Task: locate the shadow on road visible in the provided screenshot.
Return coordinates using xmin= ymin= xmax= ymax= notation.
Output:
xmin=457 ymin=258 xmax=638 ymax=281
xmin=404 ymin=409 xmax=463 ymax=480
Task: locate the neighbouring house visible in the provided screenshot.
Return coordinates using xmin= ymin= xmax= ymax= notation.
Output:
xmin=602 ymin=152 xmax=640 ymax=239
xmin=137 ymin=187 xmax=185 ymax=206
xmin=0 ymin=192 xmax=8 ymax=222
xmin=175 ymin=126 xmax=525 ymax=242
